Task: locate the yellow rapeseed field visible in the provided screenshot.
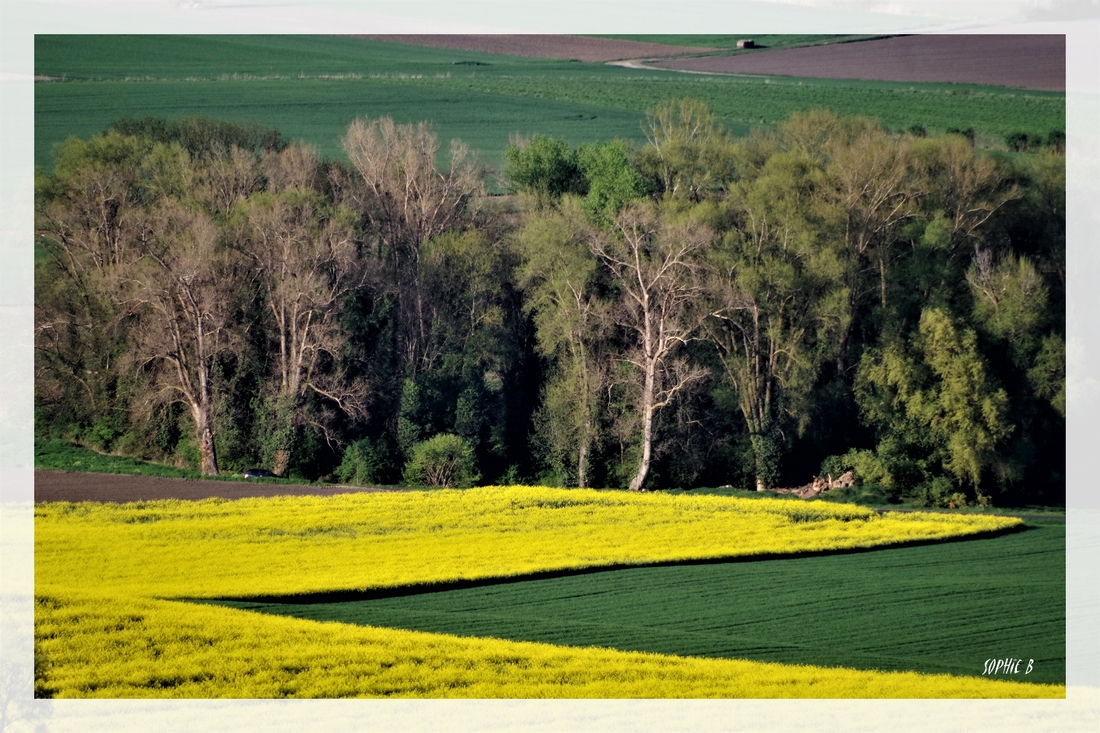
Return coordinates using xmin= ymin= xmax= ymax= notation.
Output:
xmin=35 ymin=486 xmax=1059 ymax=698
xmin=36 ymin=486 xmax=1022 ymax=599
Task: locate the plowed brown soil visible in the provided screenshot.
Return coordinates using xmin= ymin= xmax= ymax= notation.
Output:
xmin=649 ymin=35 xmax=1065 ymax=91
xmin=34 ymin=470 xmax=401 ymax=503
xmin=348 ymin=34 xmax=715 ymax=62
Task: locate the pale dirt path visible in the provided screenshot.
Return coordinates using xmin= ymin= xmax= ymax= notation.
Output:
xmin=346 ymin=34 xmax=716 ymax=62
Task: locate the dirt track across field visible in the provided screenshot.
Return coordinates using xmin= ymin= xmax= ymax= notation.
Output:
xmin=647 ymin=35 xmax=1065 ymax=91
xmin=34 ymin=470 xmax=402 ymax=503
xmin=348 ymin=35 xmax=716 ymax=62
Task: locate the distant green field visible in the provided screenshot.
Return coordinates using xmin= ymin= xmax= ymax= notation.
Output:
xmin=214 ymin=519 xmax=1065 ymax=685
xmin=35 ymin=35 xmax=1065 ymax=173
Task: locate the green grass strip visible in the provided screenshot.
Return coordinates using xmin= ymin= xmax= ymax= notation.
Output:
xmin=212 ymin=520 xmax=1064 ymax=684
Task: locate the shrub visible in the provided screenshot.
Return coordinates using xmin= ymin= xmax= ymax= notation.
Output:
xmin=916 ymin=476 xmax=956 ymax=508
xmin=336 ymin=437 xmax=392 ymax=486
xmin=821 ymin=448 xmax=891 ymax=487
xmin=1046 ymin=130 xmax=1065 ymax=153
xmin=402 ymin=434 xmax=480 ymax=489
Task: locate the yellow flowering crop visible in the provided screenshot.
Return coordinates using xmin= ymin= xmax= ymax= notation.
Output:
xmin=35 ymin=591 xmax=1060 ymax=699
xmin=36 ymin=486 xmax=1050 ymax=698
xmin=36 ymin=486 xmax=1022 ymax=600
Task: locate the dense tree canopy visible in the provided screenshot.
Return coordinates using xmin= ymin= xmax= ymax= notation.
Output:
xmin=35 ymin=107 xmax=1064 ymax=506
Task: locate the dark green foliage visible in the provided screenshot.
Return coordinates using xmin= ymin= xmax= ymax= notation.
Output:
xmin=1045 ymin=130 xmax=1066 ymax=153
xmin=946 ymin=127 xmax=976 ymax=145
xmin=107 ymin=116 xmax=287 ymax=157
xmin=33 ymin=66 xmax=1064 ymax=502
xmin=216 ymin=520 xmax=1065 ymax=684
xmin=503 ymin=135 xmax=586 ymax=203
xmin=335 ymin=437 xmax=394 ymax=486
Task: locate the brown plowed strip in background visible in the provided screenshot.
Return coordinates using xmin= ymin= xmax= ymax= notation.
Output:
xmin=650 ymin=35 xmax=1065 ymax=92
xmin=34 ymin=470 xmax=402 ymax=503
xmin=348 ymin=34 xmax=716 ymax=62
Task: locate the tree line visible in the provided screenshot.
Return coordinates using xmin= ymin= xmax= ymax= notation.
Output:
xmin=34 ymin=103 xmax=1065 ymax=506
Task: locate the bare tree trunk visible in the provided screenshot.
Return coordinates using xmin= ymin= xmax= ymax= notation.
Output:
xmin=190 ymin=401 xmax=220 ymax=476
xmin=590 ymin=204 xmax=709 ymax=492
xmin=629 ymin=378 xmax=656 ymax=492
xmin=577 ymin=408 xmax=594 ymax=488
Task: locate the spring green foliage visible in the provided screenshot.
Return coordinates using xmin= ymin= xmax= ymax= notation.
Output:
xmin=334 ymin=437 xmax=391 ymax=486
xmin=576 ymin=140 xmax=646 ymax=223
xmin=35 ymin=47 xmax=1064 ymax=505
xmin=634 ymin=97 xmax=738 ymax=201
xmin=503 ymin=134 xmax=586 ymax=205
xmin=856 ymin=309 xmax=1014 ymax=498
xmin=403 ymin=434 xmax=480 ymax=488
xmin=516 ymin=199 xmax=609 ymax=487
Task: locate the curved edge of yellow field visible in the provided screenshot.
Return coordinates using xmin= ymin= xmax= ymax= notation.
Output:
xmin=34 ymin=591 xmax=1064 ymax=700
xmin=35 ymin=487 xmax=1025 ymax=600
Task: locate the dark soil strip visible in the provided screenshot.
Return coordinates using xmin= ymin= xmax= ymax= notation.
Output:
xmin=652 ymin=35 xmax=1066 ymax=92
xmin=34 ymin=470 xmax=401 ymax=503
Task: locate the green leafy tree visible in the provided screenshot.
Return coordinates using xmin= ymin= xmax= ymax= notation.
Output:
xmin=704 ymin=151 xmax=849 ymax=491
xmin=517 ymin=198 xmax=611 ymax=487
xmin=336 ymin=436 xmax=392 ymax=486
xmin=503 ymin=134 xmax=586 ymax=206
xmin=967 ymin=251 xmax=1049 ymax=362
xmin=576 ymin=140 xmax=645 ymax=225
xmin=403 ymin=433 xmax=480 ymax=488
xmin=635 ymin=98 xmax=737 ymax=201
xmin=857 ymin=308 xmax=1013 ymax=501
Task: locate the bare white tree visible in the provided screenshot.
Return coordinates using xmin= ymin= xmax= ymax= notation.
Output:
xmin=590 ymin=203 xmax=710 ymax=491
xmin=340 ymin=117 xmax=484 ymax=373
xmin=238 ymin=147 xmax=369 ymax=469
xmin=126 ymin=200 xmax=238 ymax=475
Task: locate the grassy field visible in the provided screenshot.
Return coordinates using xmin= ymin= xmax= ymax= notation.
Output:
xmin=34 ymin=488 xmax=1058 ymax=698
xmin=214 ymin=519 xmax=1064 ymax=684
xmin=35 ymin=35 xmax=1065 ymax=173
xmin=36 ymin=438 xmax=203 ymax=479
xmin=34 ymin=438 xmax=303 ymax=483
xmin=35 ymin=590 xmax=1059 ymax=699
